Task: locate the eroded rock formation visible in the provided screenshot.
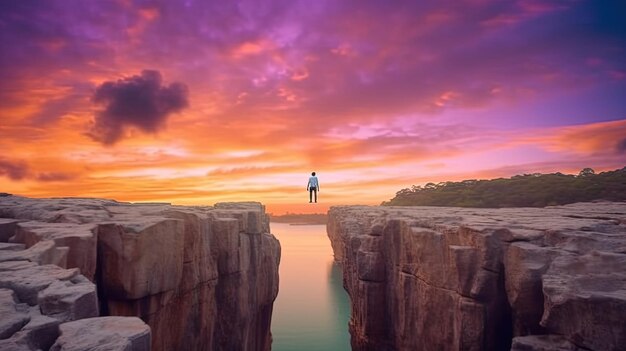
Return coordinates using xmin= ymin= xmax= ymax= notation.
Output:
xmin=327 ymin=202 xmax=626 ymax=351
xmin=0 ymin=196 xmax=280 ymax=351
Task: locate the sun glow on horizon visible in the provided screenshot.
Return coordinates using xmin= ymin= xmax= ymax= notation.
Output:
xmin=1 ymin=1 xmax=624 ymax=214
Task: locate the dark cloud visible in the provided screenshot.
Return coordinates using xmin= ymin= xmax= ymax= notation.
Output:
xmin=0 ymin=158 xmax=76 ymax=182
xmin=0 ymin=159 xmax=29 ymax=180
xmin=88 ymin=70 xmax=189 ymax=145
xmin=617 ymin=138 xmax=626 ymax=153
xmin=36 ymin=172 xmax=76 ymax=182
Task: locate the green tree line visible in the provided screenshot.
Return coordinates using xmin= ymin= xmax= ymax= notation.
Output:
xmin=382 ymin=167 xmax=626 ymax=208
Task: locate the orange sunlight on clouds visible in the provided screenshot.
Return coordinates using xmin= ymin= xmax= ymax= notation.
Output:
xmin=1 ymin=1 xmax=625 ymax=214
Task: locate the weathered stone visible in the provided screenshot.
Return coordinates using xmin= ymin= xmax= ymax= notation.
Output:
xmin=0 ymin=339 xmax=31 ymax=351
xmin=541 ymin=251 xmax=626 ymax=351
xmin=357 ymin=251 xmax=385 ymax=282
xmin=0 ymin=261 xmax=80 ymax=305
xmin=0 ymin=240 xmax=68 ymax=268
xmin=13 ymin=222 xmax=98 ymax=280
xmin=213 ymin=202 xmax=270 ymax=234
xmin=38 ymin=279 xmax=98 ymax=322
xmin=0 ymin=243 xmax=25 ymax=251
xmin=11 ymin=306 xmax=61 ymax=351
xmin=328 ymin=202 xmax=626 ymax=351
xmin=0 ymin=289 xmax=29 ymax=339
xmin=0 ymin=257 xmax=95 ymax=350
xmin=504 ymin=242 xmax=564 ymax=335
xmin=97 ymin=217 xmax=185 ymax=299
xmin=211 ymin=218 xmax=242 ymax=274
xmin=511 ymin=335 xmax=583 ymax=350
xmin=0 ymin=219 xmax=20 ymax=242
xmin=50 ymin=317 xmax=150 ymax=351
xmin=0 ymin=196 xmax=281 ymax=351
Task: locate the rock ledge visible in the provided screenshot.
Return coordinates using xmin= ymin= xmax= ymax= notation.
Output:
xmin=327 ymin=202 xmax=625 ymax=351
xmin=0 ymin=196 xmax=280 ymax=351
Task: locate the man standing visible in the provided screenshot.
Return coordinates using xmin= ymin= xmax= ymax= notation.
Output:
xmin=307 ymin=172 xmax=319 ymax=203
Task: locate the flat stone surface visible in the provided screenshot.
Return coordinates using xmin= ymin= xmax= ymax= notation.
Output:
xmin=0 ymin=243 xmax=25 ymax=251
xmin=0 ymin=240 xmax=67 ymax=268
xmin=14 ymin=222 xmax=98 ymax=280
xmin=50 ymin=317 xmax=150 ymax=351
xmin=0 ymin=261 xmax=80 ymax=305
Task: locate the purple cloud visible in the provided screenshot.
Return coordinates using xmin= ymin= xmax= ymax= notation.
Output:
xmin=617 ymin=138 xmax=626 ymax=153
xmin=36 ymin=172 xmax=76 ymax=182
xmin=88 ymin=70 xmax=189 ymax=145
xmin=0 ymin=158 xmax=76 ymax=182
xmin=1 ymin=0 xmax=624 ymax=137
xmin=0 ymin=158 xmax=29 ymax=180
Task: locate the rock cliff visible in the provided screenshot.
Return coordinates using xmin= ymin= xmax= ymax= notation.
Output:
xmin=0 ymin=196 xmax=280 ymax=351
xmin=327 ymin=202 xmax=626 ymax=351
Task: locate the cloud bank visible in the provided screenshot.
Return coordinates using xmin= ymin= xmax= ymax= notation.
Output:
xmin=0 ymin=158 xmax=75 ymax=182
xmin=0 ymin=159 xmax=28 ymax=181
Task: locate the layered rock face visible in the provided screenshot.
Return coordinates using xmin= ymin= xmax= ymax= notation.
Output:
xmin=0 ymin=196 xmax=280 ymax=351
xmin=327 ymin=202 xmax=626 ymax=351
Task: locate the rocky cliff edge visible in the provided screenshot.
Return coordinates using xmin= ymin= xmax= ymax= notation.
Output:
xmin=0 ymin=195 xmax=280 ymax=351
xmin=327 ymin=202 xmax=625 ymax=351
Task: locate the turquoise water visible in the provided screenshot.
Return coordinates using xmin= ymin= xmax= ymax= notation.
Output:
xmin=270 ymin=223 xmax=351 ymax=351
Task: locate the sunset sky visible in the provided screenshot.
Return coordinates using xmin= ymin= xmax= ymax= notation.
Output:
xmin=1 ymin=0 xmax=625 ymax=214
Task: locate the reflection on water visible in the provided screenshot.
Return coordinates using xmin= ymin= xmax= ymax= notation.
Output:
xmin=271 ymin=223 xmax=351 ymax=351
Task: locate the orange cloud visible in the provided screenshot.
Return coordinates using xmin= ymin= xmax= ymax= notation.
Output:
xmin=518 ymin=119 xmax=626 ymax=155
xmin=1 ymin=1 xmax=625 ymax=214
xmin=231 ymin=40 xmax=276 ymax=59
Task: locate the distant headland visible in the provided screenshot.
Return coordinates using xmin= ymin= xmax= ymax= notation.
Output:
xmin=383 ymin=167 xmax=626 ymax=207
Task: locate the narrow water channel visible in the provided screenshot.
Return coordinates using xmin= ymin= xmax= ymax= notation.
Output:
xmin=270 ymin=222 xmax=351 ymax=351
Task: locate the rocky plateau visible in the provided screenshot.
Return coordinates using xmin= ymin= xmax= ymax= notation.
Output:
xmin=327 ymin=202 xmax=626 ymax=351
xmin=0 ymin=195 xmax=280 ymax=351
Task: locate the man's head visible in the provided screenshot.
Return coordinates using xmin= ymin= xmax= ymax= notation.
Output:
xmin=311 ymin=172 xmax=316 ymax=176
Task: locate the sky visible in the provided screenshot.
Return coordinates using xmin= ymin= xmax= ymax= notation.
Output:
xmin=1 ymin=0 xmax=625 ymax=214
